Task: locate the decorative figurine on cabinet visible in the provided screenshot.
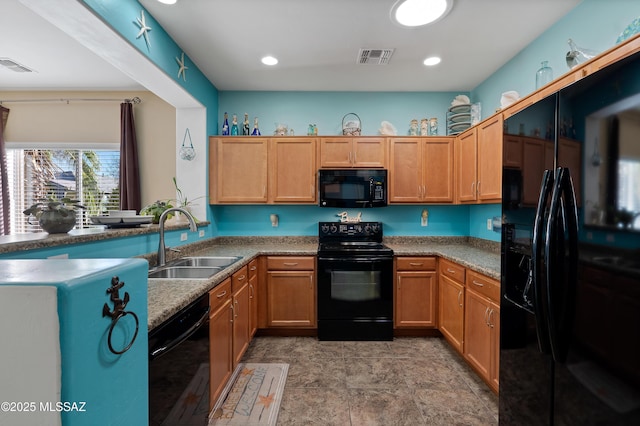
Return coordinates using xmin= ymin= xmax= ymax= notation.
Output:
xmin=251 ymin=117 xmax=261 ymax=136
xmin=231 ymin=114 xmax=239 ymax=135
xmin=409 ymin=119 xmax=419 ymax=136
xmin=243 ymin=113 xmax=250 ymax=135
xmin=222 ymin=112 xmax=229 ymax=135
xmin=420 ymin=118 xmax=429 ymax=136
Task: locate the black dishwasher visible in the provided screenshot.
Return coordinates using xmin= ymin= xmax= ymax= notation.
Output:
xmin=149 ymin=294 xmax=210 ymax=426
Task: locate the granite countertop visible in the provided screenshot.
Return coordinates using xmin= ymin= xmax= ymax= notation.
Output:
xmin=147 ymin=236 xmax=501 ymax=330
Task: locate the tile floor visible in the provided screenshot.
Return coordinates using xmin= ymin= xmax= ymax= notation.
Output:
xmin=240 ymin=336 xmax=499 ymax=426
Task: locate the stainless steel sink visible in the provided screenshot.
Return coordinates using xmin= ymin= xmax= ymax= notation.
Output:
xmin=172 ymin=256 xmax=242 ymax=268
xmin=148 ymin=266 xmax=221 ymax=279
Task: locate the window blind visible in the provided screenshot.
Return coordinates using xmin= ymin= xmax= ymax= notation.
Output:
xmin=7 ymin=147 xmax=120 ymax=233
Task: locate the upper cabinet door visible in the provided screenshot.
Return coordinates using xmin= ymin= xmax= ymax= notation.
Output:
xmin=211 ymin=137 xmax=268 ymax=203
xmin=319 ymin=137 xmax=353 ymax=168
xmin=269 ymin=138 xmax=317 ymax=203
xmin=352 ymin=137 xmax=387 ymax=168
xmin=456 ymin=128 xmax=478 ymax=203
xmin=319 ymin=137 xmax=387 ymax=168
xmin=477 ymin=114 xmax=503 ymax=202
xmin=389 ymin=137 xmax=422 ymax=202
xmin=423 ymin=138 xmax=454 ymax=203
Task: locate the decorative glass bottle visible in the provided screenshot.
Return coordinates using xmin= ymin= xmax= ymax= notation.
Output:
xmin=221 ymin=112 xmax=229 ymax=135
xmin=536 ymin=61 xmax=553 ymax=89
xmin=251 ymin=117 xmax=261 ymax=136
xmin=230 ymin=114 xmax=239 ymax=135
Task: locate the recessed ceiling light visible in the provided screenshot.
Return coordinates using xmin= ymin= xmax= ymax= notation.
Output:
xmin=423 ymin=56 xmax=441 ymax=66
xmin=261 ymin=56 xmax=278 ymax=66
xmin=391 ymin=0 xmax=453 ymax=27
xmin=157 ymin=0 xmax=177 ymax=4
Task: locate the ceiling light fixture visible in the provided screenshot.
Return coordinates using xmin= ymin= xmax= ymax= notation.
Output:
xmin=261 ymin=56 xmax=278 ymax=66
xmin=157 ymin=0 xmax=177 ymax=5
xmin=391 ymin=0 xmax=453 ymax=27
xmin=423 ymin=56 xmax=442 ymax=66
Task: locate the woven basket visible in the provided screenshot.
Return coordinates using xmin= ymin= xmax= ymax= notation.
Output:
xmin=342 ymin=113 xmax=361 ymax=136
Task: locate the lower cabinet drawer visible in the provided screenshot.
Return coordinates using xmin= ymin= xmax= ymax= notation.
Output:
xmin=266 ymin=256 xmax=314 ymax=270
xmin=466 ymin=270 xmax=500 ymax=303
xmin=209 ymin=278 xmax=231 ymax=312
xmin=396 ymin=256 xmax=437 ymax=271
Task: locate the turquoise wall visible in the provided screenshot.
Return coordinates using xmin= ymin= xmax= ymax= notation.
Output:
xmin=82 ymin=0 xmax=219 ymax=135
xmin=211 ymin=203 xmax=502 ymax=241
xmin=472 ymin=0 xmax=640 ymax=118
xmin=218 ymin=91 xmax=464 ymax=137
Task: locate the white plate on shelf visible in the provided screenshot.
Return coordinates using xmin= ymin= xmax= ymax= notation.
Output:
xmin=90 ymin=215 xmax=153 ymax=226
xmin=448 ymin=122 xmax=471 ymax=132
xmin=448 ymin=112 xmax=471 ymax=123
xmin=90 ymin=216 xmax=122 ymax=225
xmin=449 ymin=104 xmax=471 ymax=114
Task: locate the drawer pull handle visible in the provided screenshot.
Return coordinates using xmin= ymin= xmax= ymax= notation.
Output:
xmin=216 ymin=290 xmax=227 ymax=298
xmin=446 ymin=268 xmax=456 ymax=274
xmin=283 ymin=262 xmax=299 ymax=266
xmin=250 ymin=266 xmax=257 ymax=271
xmin=236 ymin=274 xmax=246 ymax=281
xmin=457 ymin=291 xmax=462 ymax=307
xmin=472 ymin=280 xmax=484 ymax=287
xmin=409 ymin=262 xmax=423 ymax=266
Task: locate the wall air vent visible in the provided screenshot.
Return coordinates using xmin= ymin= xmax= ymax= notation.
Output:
xmin=357 ymin=48 xmax=394 ymax=65
xmin=0 ymin=58 xmax=34 ymax=73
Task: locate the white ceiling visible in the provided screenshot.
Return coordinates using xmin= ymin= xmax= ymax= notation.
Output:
xmin=1 ymin=0 xmax=582 ymax=93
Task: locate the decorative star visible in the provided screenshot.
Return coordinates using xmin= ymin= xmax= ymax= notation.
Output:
xmin=176 ymin=52 xmax=188 ymax=81
xmin=258 ymin=393 xmax=275 ymax=409
xmin=135 ymin=10 xmax=152 ymax=50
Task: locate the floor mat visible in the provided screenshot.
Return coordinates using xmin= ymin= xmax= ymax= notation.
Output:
xmin=210 ymin=363 xmax=289 ymax=426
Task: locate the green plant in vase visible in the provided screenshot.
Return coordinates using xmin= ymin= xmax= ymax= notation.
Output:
xmin=140 ymin=200 xmax=174 ymax=224
xmin=171 ymin=176 xmax=202 ymax=223
xmin=23 ymin=196 xmax=85 ymax=234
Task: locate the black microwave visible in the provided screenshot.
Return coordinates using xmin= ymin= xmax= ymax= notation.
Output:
xmin=318 ymin=169 xmax=387 ymax=208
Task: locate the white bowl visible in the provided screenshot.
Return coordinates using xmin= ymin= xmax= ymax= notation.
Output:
xmin=108 ymin=210 xmax=136 ymax=217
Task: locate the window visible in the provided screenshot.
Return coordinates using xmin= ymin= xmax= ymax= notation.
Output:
xmin=618 ymin=158 xmax=640 ymax=228
xmin=7 ymin=144 xmax=120 ymax=233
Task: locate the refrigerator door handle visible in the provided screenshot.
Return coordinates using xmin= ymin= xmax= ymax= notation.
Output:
xmin=532 ymin=169 xmax=554 ymax=355
xmin=544 ymin=167 xmax=579 ymax=363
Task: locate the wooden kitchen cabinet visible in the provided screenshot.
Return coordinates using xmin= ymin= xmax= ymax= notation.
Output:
xmin=389 ymin=137 xmax=454 ymax=203
xmin=477 ymin=114 xmax=503 ymax=202
xmin=463 ymin=270 xmax=500 ymax=393
xmin=266 ymin=256 xmax=316 ymax=328
xmin=269 ymin=137 xmax=317 ymax=203
xmin=503 ymin=134 xmax=523 ymax=169
xmin=209 ymin=278 xmax=232 ymax=409
xmin=248 ymin=258 xmax=259 ymax=337
xmin=231 ymin=266 xmax=250 ymax=367
xmin=558 ymin=137 xmax=581 ymax=206
xmin=456 ymin=128 xmax=478 ymax=202
xmin=319 ymin=137 xmax=387 ymax=168
xmin=395 ymin=257 xmax=438 ymax=328
xmin=438 ymin=258 xmax=466 ymax=353
xmin=210 ymin=137 xmax=268 ymax=203
xmin=455 ymin=114 xmax=502 ymax=203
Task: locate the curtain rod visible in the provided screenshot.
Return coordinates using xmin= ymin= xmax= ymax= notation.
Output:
xmin=0 ymin=96 xmax=141 ymax=105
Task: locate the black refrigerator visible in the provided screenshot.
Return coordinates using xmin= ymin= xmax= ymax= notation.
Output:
xmin=499 ymin=51 xmax=640 ymax=425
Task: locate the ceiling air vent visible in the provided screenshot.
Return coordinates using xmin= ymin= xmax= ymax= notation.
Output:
xmin=0 ymin=58 xmax=34 ymax=73
xmin=357 ymin=48 xmax=394 ymax=65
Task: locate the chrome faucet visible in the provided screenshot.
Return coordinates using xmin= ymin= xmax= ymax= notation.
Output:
xmin=157 ymin=207 xmax=198 ymax=267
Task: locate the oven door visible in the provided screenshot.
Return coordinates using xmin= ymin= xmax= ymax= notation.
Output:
xmin=317 ymin=255 xmax=393 ymax=340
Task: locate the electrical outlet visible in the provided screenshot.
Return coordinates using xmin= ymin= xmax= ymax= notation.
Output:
xmin=180 ymin=232 xmax=188 ymax=241
xmin=199 ymin=230 xmax=205 ymax=238
xmin=487 ymin=219 xmax=492 ymax=230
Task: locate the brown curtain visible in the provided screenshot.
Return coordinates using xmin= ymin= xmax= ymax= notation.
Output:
xmin=0 ymin=106 xmax=10 ymax=235
xmin=120 ymin=101 xmax=141 ymax=212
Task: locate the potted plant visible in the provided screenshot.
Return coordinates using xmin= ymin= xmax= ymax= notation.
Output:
xmin=171 ymin=177 xmax=202 ymax=223
xmin=140 ymin=200 xmax=174 ymax=224
xmin=23 ymin=196 xmax=85 ymax=234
